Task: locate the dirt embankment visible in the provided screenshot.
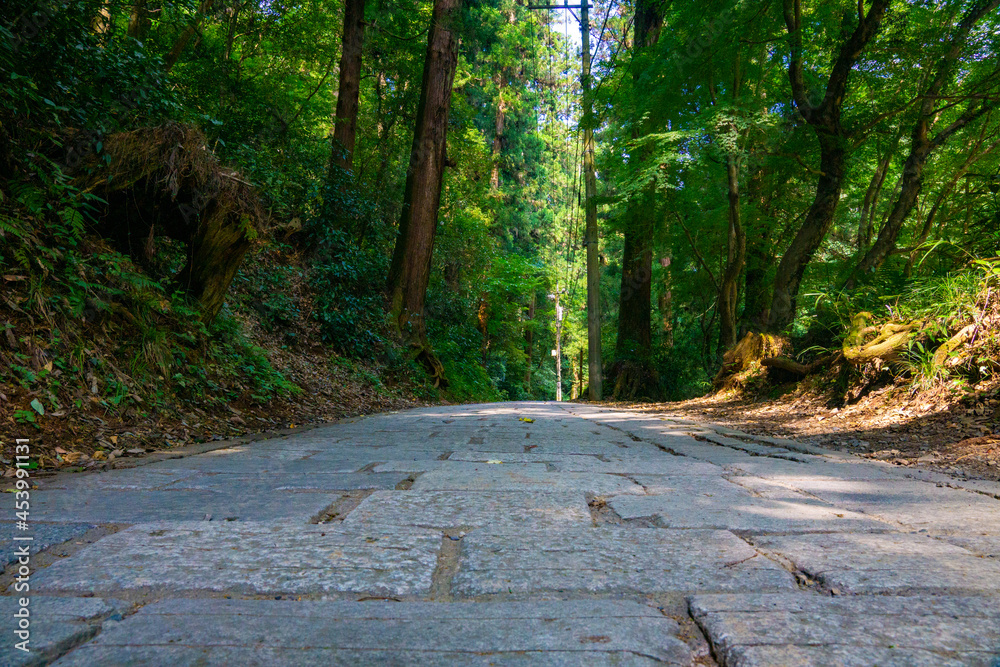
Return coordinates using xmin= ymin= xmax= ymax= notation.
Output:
xmin=625 ymin=380 xmax=1000 ymax=482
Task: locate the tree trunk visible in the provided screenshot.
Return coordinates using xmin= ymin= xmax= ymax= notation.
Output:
xmin=164 ymin=0 xmax=214 ymax=72
xmin=767 ymin=0 xmax=891 ymax=331
xmin=769 ymin=134 xmax=846 ymax=330
xmin=386 ymin=0 xmax=462 ymax=386
xmin=330 ymin=0 xmax=366 ymax=175
xmin=718 ymin=154 xmax=745 ymax=349
xmin=657 ymin=256 xmax=673 ymax=346
xmin=174 ymin=206 xmax=254 ymax=321
xmin=615 ymin=196 xmax=653 ymax=359
xmin=857 ymin=143 xmax=894 ymax=249
xmin=741 ymin=169 xmax=774 ymax=333
xmin=127 ymin=0 xmax=149 ymax=39
xmin=490 ymin=94 xmax=504 ymax=190
xmin=490 ymin=69 xmax=506 ymax=191
xmin=223 ymin=1 xmax=240 ymax=62
xmin=609 ymin=0 xmax=662 ymax=399
xmin=580 ymin=0 xmax=602 ymax=400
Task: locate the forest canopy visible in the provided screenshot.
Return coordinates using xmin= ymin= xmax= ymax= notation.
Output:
xmin=2 ymin=0 xmax=999 ymax=426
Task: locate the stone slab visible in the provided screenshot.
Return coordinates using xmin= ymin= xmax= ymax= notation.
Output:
xmin=159 ymin=472 xmax=411 ymax=492
xmin=628 ymin=475 xmax=754 ymax=498
xmin=372 ymin=461 xmax=550 ymax=474
xmin=659 ymin=445 xmax=759 ymax=466
xmin=54 ymin=599 xmax=690 ymax=666
xmin=700 ymin=434 xmax=794 ymax=457
xmin=1 ymin=596 xmax=130 ymax=667
xmin=690 ymin=593 xmax=1000 ymax=667
xmin=755 ymin=532 xmax=1000 ymax=594
xmin=150 ymin=455 xmax=371 ymax=473
xmin=32 ymin=523 xmax=441 ymax=597
xmin=39 ymin=468 xmax=198 ymax=491
xmin=712 ymin=644 xmax=995 ymax=667
xmin=549 ymin=457 xmax=723 ymax=476
xmin=412 ymin=469 xmax=644 ymax=495
xmin=527 ymin=442 xmax=663 ymax=457
xmin=365 ymin=441 xmax=528 ymax=454
xmin=942 ymin=534 xmax=1000 ymax=558
xmin=0 ymin=522 xmax=94 ymax=566
xmin=448 ymin=452 xmax=603 ymax=464
xmin=341 ymin=490 xmax=591 ymax=531
xmin=609 ymin=493 xmax=888 ymax=533
xmin=725 ymin=459 xmax=903 ymax=482
xmin=31 ymin=488 xmax=341 ymax=523
xmin=769 ymin=478 xmax=1000 ymax=534
xmin=452 ymin=527 xmax=795 ymax=596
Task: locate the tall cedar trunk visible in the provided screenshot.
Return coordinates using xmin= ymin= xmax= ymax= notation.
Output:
xmin=610 ymin=0 xmax=662 ymax=398
xmin=330 ymin=0 xmax=365 ymax=175
xmin=224 ymin=1 xmax=240 ymax=62
xmin=581 ymin=0 xmax=602 ymax=400
xmin=615 ymin=195 xmax=654 ymax=358
xmin=767 ymin=0 xmax=891 ymax=331
xmin=490 ymin=84 xmax=504 ymax=191
xmin=658 ymin=256 xmax=673 ymax=346
xmin=846 ymin=0 xmax=999 ymax=287
xmin=741 ymin=168 xmax=773 ymax=333
xmin=718 ymin=154 xmax=745 ymax=349
xmin=164 ymin=0 xmax=214 ymax=72
xmin=386 ymin=0 xmax=462 ymax=386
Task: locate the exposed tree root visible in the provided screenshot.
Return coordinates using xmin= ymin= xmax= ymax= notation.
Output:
xmin=73 ymin=122 xmax=266 ymax=320
xmin=762 ymin=352 xmax=842 ymax=376
xmin=932 ymin=324 xmax=977 ymax=368
xmin=390 ymin=301 xmax=449 ymax=389
xmin=411 ymin=338 xmax=448 ymax=389
xmin=713 ymin=332 xmax=792 ymax=390
xmin=842 ymin=312 xmax=920 ymax=365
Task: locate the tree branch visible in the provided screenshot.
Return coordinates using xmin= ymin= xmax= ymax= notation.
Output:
xmin=674 ymin=212 xmax=720 ymax=292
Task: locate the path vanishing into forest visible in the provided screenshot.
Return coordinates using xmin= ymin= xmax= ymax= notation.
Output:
xmin=5 ymin=402 xmax=1000 ymax=665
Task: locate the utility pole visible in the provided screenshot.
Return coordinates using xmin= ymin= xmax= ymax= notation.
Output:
xmin=548 ymin=289 xmax=565 ymax=401
xmin=528 ymin=0 xmax=602 ymax=401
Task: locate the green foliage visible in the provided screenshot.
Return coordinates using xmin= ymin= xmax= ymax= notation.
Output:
xmin=6 ymin=0 xmax=996 ymax=415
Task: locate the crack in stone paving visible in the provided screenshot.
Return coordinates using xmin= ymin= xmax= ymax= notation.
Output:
xmin=428 ymin=534 xmax=463 ymax=602
xmin=11 ymin=401 xmax=1000 ymax=666
xmin=310 ymin=490 xmax=375 ymax=524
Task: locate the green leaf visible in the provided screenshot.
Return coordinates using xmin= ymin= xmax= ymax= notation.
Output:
xmin=30 ymin=398 xmax=45 ymax=415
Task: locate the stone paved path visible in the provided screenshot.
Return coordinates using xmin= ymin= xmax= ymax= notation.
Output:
xmin=6 ymin=402 xmax=1000 ymax=665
